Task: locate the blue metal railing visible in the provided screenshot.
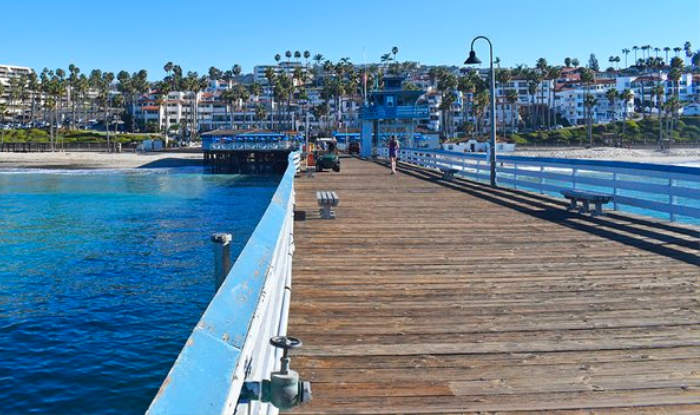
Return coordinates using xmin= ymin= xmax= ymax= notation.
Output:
xmin=147 ymin=152 xmax=300 ymax=415
xmin=382 ymin=148 xmax=700 ymax=224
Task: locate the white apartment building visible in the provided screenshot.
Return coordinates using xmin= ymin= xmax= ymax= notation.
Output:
xmin=557 ymin=87 xmax=635 ymax=126
xmin=0 ymin=64 xmax=32 ymax=88
xmin=0 ymin=64 xmax=34 ymax=115
xmin=253 ymin=61 xmax=307 ymax=84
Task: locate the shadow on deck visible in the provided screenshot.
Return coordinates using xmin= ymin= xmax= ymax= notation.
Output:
xmin=289 ymin=157 xmax=700 ymax=414
xmin=388 ymin=160 xmax=699 ymax=266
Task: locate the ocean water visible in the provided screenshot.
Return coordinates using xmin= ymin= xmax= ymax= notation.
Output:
xmin=0 ymin=169 xmax=279 ymax=414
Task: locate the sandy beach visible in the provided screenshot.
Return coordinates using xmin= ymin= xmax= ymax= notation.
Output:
xmin=514 ymin=146 xmax=700 ymax=166
xmin=0 ymin=151 xmax=203 ymax=170
xmin=2 ymin=147 xmax=700 ymax=170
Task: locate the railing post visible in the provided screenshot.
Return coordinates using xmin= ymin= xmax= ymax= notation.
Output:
xmin=211 ymin=232 xmax=232 ymax=291
xmin=668 ymin=177 xmax=675 ymax=222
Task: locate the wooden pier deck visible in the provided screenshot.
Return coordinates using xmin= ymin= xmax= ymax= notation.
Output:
xmin=288 ymin=157 xmax=700 ymax=414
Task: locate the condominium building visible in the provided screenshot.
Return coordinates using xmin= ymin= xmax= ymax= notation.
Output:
xmin=253 ymin=61 xmax=307 ymax=84
xmin=0 ymin=64 xmax=34 ymax=114
xmin=0 ymin=64 xmax=33 ymax=88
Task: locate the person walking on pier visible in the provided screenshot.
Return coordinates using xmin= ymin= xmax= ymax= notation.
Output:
xmin=388 ymin=135 xmax=399 ymax=175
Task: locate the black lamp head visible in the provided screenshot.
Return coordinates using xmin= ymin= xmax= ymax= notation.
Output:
xmin=465 ymin=50 xmax=481 ymax=65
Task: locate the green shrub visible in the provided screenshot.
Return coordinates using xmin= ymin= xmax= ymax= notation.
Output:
xmin=510 ymin=134 xmax=528 ymax=144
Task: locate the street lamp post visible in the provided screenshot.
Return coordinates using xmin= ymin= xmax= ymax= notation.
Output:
xmin=465 ymin=36 xmax=497 ymax=187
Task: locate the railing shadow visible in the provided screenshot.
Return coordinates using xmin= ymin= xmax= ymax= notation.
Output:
xmin=384 ymin=160 xmax=699 ymax=266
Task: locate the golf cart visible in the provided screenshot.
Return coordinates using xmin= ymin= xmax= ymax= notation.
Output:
xmin=314 ymin=137 xmax=340 ymax=172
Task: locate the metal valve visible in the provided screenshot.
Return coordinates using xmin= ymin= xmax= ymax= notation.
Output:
xmin=239 ymin=336 xmax=312 ymax=411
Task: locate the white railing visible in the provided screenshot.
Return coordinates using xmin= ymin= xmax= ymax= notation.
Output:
xmin=147 ymin=152 xmax=299 ymax=415
xmin=382 ymin=147 xmax=700 ymax=224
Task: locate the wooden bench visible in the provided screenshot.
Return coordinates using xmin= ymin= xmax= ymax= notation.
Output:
xmin=561 ymin=189 xmax=614 ymax=216
xmin=441 ymin=168 xmax=458 ymax=181
xmin=316 ymin=191 xmax=340 ymax=219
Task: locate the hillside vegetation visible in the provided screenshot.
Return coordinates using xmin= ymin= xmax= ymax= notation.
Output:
xmin=0 ymin=129 xmax=161 ymax=144
xmin=510 ymin=116 xmax=700 ymax=145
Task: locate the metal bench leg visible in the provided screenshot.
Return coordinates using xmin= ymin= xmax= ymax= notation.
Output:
xmin=568 ymin=199 xmax=577 ymax=210
xmin=319 ymin=205 xmax=335 ymax=219
xmin=592 ymin=202 xmax=604 ymax=216
xmin=578 ymin=200 xmax=590 ymax=214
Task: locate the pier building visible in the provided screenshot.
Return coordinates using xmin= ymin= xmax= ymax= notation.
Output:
xmin=201 ymin=129 xmax=302 ymax=174
xmin=359 ymin=76 xmax=430 ymax=157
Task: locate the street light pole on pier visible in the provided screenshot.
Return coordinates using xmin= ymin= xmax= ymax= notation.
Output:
xmin=465 ymin=35 xmax=497 ymax=187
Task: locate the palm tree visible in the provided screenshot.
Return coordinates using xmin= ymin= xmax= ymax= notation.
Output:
xmin=571 ymin=58 xmax=579 ymax=68
xmin=496 ymin=68 xmax=511 ymax=137
xmin=232 ymin=64 xmax=242 ymax=79
xmin=234 ymin=83 xmax=251 ymax=129
xmin=54 ymin=68 xmax=66 ymax=146
xmin=654 ymin=47 xmax=660 ymax=58
xmin=605 ymin=88 xmax=618 ymax=122
xmin=248 ymin=82 xmax=263 ymax=127
xmin=673 ymin=47 xmax=682 ymax=57
xmin=117 ymin=71 xmax=134 ymax=131
xmin=618 ymin=89 xmax=633 ymax=138
xmin=274 ymin=54 xmax=281 ymax=64
xmin=255 ymin=103 xmax=267 ymax=129
xmin=100 ymin=72 xmax=115 ymax=150
xmin=27 ymin=72 xmax=39 ymax=126
xmin=164 ymin=62 xmax=173 ymax=77
xmin=622 ymin=48 xmax=630 ymax=68
xmin=506 ymin=89 xmax=518 ymax=134
xmin=285 ymin=50 xmax=292 ymax=61
xmin=535 ymin=58 xmax=548 ymax=128
xmin=580 ymin=68 xmax=595 ymax=145
xmin=391 ymin=46 xmax=398 ymax=61
xmin=652 ymin=84 xmax=664 ymax=146
xmin=221 ymin=88 xmax=236 ymax=129
xmin=547 ymin=66 xmax=562 ymax=128
xmin=668 ymin=58 xmax=683 ymax=128
xmin=663 ymin=47 xmax=671 ymax=64
xmin=564 ymin=57 xmax=572 ymax=67
xmin=684 ymin=41 xmax=693 ymax=64
xmin=632 ymin=46 xmax=639 ymax=63
xmin=182 ymin=71 xmax=207 ymax=142
xmin=294 ymin=50 xmax=301 ymax=60
xmin=435 ymin=70 xmax=457 ymax=137
xmin=154 ymin=80 xmax=171 ymax=137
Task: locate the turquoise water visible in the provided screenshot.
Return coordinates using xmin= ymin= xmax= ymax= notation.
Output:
xmin=0 ymin=169 xmax=279 ymax=414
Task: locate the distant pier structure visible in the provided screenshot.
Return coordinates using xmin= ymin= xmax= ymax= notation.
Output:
xmin=201 ymin=130 xmax=302 ymax=174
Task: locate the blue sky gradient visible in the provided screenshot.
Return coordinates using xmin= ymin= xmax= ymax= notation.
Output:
xmin=1 ymin=0 xmax=698 ymax=79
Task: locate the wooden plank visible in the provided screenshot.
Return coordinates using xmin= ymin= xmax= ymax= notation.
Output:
xmin=288 ymin=158 xmax=700 ymax=414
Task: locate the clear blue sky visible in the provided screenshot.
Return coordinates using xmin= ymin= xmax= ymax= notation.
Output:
xmin=1 ymin=0 xmax=698 ymax=79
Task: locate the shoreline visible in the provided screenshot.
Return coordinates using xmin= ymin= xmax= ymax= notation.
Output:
xmin=0 ymin=151 xmax=203 ymax=170
xmin=512 ymin=146 xmax=700 ymax=166
xmin=2 ymin=147 xmax=700 ymax=170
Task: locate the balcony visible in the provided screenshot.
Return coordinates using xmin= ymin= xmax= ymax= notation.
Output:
xmin=360 ymin=105 xmax=430 ymax=120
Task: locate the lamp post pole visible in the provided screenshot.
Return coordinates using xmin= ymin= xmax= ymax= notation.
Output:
xmin=465 ymin=36 xmax=497 ymax=187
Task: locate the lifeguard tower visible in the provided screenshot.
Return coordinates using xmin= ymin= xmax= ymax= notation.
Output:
xmin=359 ymin=76 xmax=429 ymax=158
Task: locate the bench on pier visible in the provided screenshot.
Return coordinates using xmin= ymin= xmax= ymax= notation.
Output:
xmin=561 ymin=189 xmax=614 ymax=216
xmin=441 ymin=168 xmax=459 ymax=181
xmin=317 ymin=191 xmax=340 ymax=219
